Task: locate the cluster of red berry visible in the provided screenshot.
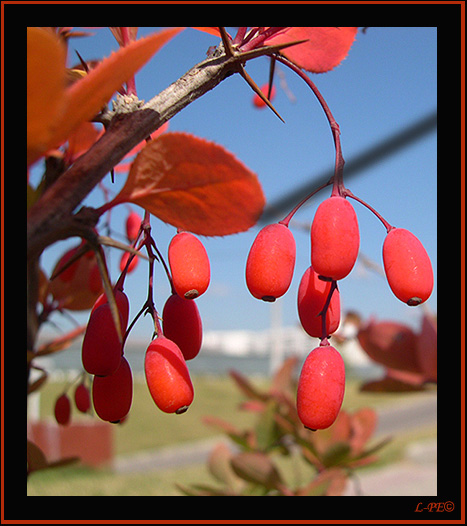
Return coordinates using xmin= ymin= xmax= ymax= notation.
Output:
xmin=53 ymin=212 xmax=211 ymax=426
xmin=246 ymin=193 xmax=433 ymax=430
xmin=119 ymin=211 xmax=141 ymax=274
xmin=145 ymin=230 xmax=209 ymax=415
xmin=53 ymin=380 xmax=91 ymax=426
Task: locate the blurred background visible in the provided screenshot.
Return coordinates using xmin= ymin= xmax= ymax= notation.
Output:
xmin=27 ymin=27 xmax=437 ymax=497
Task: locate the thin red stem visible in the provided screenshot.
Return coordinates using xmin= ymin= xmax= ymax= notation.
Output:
xmin=274 ymin=55 xmax=346 ymax=197
xmin=274 ymin=54 xmax=393 ymax=234
xmin=279 ymin=179 xmax=332 ymax=227
xmin=319 ymin=280 xmax=338 ymax=341
xmin=144 ymin=228 xmax=162 ymax=337
xmin=344 ymin=189 xmax=394 ymax=232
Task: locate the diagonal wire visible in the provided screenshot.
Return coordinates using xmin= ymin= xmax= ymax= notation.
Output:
xmin=260 ymin=109 xmax=437 ymax=224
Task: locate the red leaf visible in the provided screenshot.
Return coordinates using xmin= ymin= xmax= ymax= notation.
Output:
xmin=111 ymin=132 xmax=265 ymax=236
xmin=360 ymin=372 xmax=425 ymax=393
xmin=191 ymin=27 xmax=224 ymax=37
xmin=27 ymin=28 xmax=67 ymax=165
xmin=416 ymin=313 xmax=437 ymax=383
xmin=53 ymin=27 xmax=182 ymax=149
xmin=27 ymin=27 xmax=182 ymax=165
xmin=113 ymin=123 xmax=169 ymax=173
xmin=229 ymin=370 xmax=268 ymax=401
xmin=349 ymin=408 xmax=378 ymax=455
xmin=264 ymin=27 xmax=358 ymax=73
xmin=357 ymin=320 xmax=420 ymax=374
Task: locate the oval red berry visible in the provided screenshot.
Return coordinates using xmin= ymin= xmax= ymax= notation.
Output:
xmin=245 ymin=223 xmax=296 ymax=302
xmin=297 ymin=266 xmax=340 ymax=338
xmin=144 ymin=336 xmax=194 ymax=414
xmin=297 ymin=345 xmax=345 ymax=430
xmin=82 ymin=304 xmax=124 ymax=377
xmin=74 ymin=382 xmax=91 ymax=413
xmin=92 ymin=356 xmax=133 ymax=423
xmin=125 ymin=211 xmax=141 ymax=242
xmin=311 ymin=196 xmax=359 ymax=280
xmin=162 ymin=293 xmax=203 ymax=360
xmin=382 ymin=228 xmax=433 ymax=306
xmin=168 ymin=232 xmax=210 ymax=299
xmin=54 ymin=393 xmax=71 ymax=426
xmin=91 ymin=289 xmax=130 ymax=333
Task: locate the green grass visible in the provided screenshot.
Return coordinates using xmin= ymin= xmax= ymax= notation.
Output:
xmin=26 ymin=462 xmax=216 ymax=496
xmin=27 ymin=373 xmax=436 ymax=496
xmin=32 ymin=373 xmax=260 ymax=455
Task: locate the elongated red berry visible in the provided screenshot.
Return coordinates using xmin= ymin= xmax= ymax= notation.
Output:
xmin=91 ymin=289 xmax=130 ymax=332
xmin=297 ymin=266 xmax=340 ymax=338
xmin=92 ymin=356 xmax=133 ymax=423
xmin=382 ymin=228 xmax=434 ymax=306
xmin=297 ymin=345 xmax=345 ymax=430
xmin=119 ymin=251 xmax=139 ymax=274
xmin=245 ymin=223 xmax=296 ymax=302
xmin=311 ymin=196 xmax=359 ymax=280
xmin=168 ymin=232 xmax=210 ymax=299
xmin=162 ymin=293 xmax=203 ymax=360
xmin=82 ymin=303 xmax=124 ymax=377
xmin=74 ymin=382 xmax=91 ymax=413
xmin=54 ymin=393 xmax=71 ymax=426
xmin=145 ymin=336 xmax=194 ymax=414
xmin=125 ymin=211 xmax=142 ymax=242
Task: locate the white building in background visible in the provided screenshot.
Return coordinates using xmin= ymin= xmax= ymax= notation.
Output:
xmin=201 ymin=326 xmax=311 ymax=358
xmin=201 ymin=321 xmax=377 ymax=376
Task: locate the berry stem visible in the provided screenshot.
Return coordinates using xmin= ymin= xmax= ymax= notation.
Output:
xmin=152 ymin=235 xmax=174 ymax=294
xmin=122 ymin=212 xmax=164 ymax=341
xmin=274 ymin=54 xmax=346 ymax=197
xmin=318 ymin=280 xmax=338 ymax=341
xmin=279 ymin=178 xmax=332 ymax=226
xmin=143 ymin=222 xmax=163 ymax=337
xmin=344 ymin=189 xmax=394 ymax=232
xmin=115 ymin=210 xmax=150 ymax=289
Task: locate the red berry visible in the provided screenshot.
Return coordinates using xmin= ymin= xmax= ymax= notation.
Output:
xmin=54 ymin=393 xmax=71 ymax=426
xmin=92 ymin=356 xmax=133 ymax=423
xmin=74 ymin=382 xmax=91 ymax=413
xmin=125 ymin=211 xmax=141 ymax=242
xmin=168 ymin=232 xmax=210 ymax=299
xmin=297 ymin=345 xmax=345 ymax=430
xmin=297 ymin=266 xmax=340 ymax=338
xmin=253 ymin=83 xmax=276 ymax=108
xmin=119 ymin=251 xmax=139 ymax=274
xmin=162 ymin=293 xmax=203 ymax=360
xmin=311 ymin=196 xmax=359 ymax=280
xmin=82 ymin=303 xmax=124 ymax=377
xmin=382 ymin=228 xmax=434 ymax=306
xmin=245 ymin=223 xmax=296 ymax=302
xmin=91 ymin=289 xmax=130 ymax=332
xmin=144 ymin=336 xmax=194 ymax=414
xmin=87 ymin=263 xmax=103 ymax=294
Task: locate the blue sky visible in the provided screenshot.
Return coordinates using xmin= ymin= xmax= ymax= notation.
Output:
xmin=31 ymin=27 xmax=437 ymax=341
